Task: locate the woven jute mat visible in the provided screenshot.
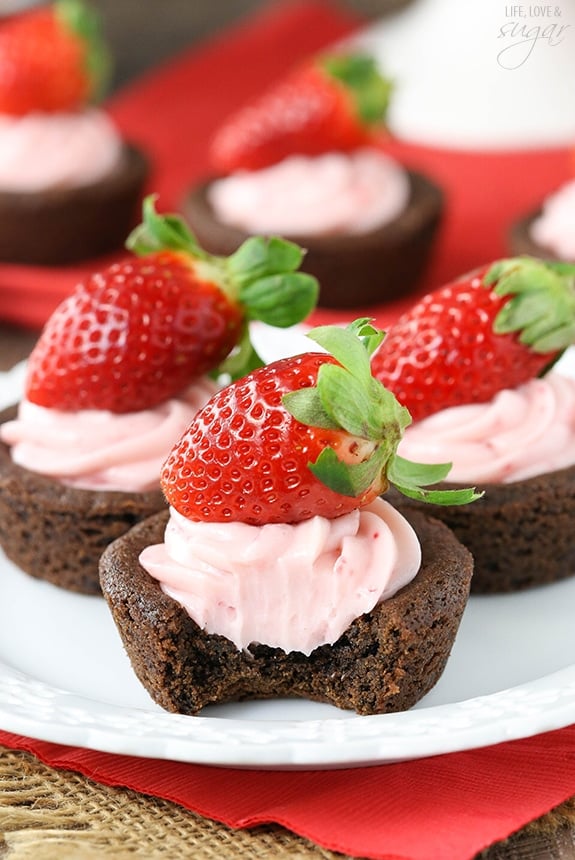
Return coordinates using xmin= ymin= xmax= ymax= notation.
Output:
xmin=1 ymin=747 xmax=575 ymax=860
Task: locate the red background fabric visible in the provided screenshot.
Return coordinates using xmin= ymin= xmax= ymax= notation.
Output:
xmin=2 ymin=725 xmax=575 ymax=860
xmin=1 ymin=4 xmax=574 ymax=859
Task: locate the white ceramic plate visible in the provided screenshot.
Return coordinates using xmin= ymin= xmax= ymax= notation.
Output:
xmin=1 ymin=334 xmax=575 ymax=769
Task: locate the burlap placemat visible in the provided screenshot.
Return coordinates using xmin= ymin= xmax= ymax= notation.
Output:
xmin=1 ymin=747 xmax=575 ymax=860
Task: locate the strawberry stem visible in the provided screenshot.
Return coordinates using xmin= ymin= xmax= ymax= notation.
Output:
xmin=284 ymin=321 xmax=483 ymax=507
xmin=214 ymin=324 xmax=264 ymax=381
xmin=126 ymin=195 xmax=207 ymax=258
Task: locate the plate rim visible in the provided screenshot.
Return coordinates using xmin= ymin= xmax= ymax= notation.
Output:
xmin=2 ymin=657 xmax=575 ymax=768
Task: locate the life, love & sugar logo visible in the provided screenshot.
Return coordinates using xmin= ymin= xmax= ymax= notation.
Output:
xmin=497 ymin=5 xmax=570 ymax=69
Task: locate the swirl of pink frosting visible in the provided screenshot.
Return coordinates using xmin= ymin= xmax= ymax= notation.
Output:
xmin=139 ymin=497 xmax=421 ymax=655
xmin=530 ymin=179 xmax=575 ymax=261
xmin=397 ymin=372 xmax=575 ymax=484
xmin=207 ymin=149 xmax=411 ymax=237
xmin=0 ymin=379 xmax=218 ymax=493
xmin=0 ymin=109 xmax=123 ymax=192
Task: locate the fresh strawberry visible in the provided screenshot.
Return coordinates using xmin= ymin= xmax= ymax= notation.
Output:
xmin=0 ymin=0 xmax=110 ymax=115
xmin=161 ymin=320 xmax=480 ymax=526
xmin=371 ymin=257 xmax=575 ymax=423
xmin=209 ymin=53 xmax=392 ymax=174
xmin=25 ymin=196 xmax=319 ymax=414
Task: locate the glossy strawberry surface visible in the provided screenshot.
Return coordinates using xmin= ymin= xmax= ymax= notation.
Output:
xmin=210 ymin=54 xmax=391 ymax=174
xmin=0 ymin=3 xmax=102 ymax=115
xmin=161 ymin=321 xmax=482 ymax=525
xmin=24 ymin=196 xmax=319 ymax=415
xmin=371 ymin=262 xmax=570 ymax=423
xmin=161 ymin=352 xmax=382 ymax=525
xmin=25 ymin=253 xmax=243 ymax=414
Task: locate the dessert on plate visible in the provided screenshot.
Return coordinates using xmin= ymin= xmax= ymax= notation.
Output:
xmin=509 ymin=178 xmax=575 ymax=263
xmin=183 ymin=52 xmax=443 ymax=309
xmin=371 ymin=256 xmax=575 ymax=592
xmin=100 ymin=321 xmax=477 ymax=715
xmin=0 ymin=0 xmax=148 ymax=265
xmin=0 ymin=197 xmax=318 ymax=594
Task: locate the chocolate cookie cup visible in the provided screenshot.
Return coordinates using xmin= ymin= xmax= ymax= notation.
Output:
xmin=0 ymin=143 xmax=148 ymax=266
xmin=99 ymin=507 xmax=473 ymax=716
xmin=182 ymin=170 xmax=444 ymax=310
xmin=0 ymin=405 xmax=165 ymax=595
xmin=508 ymin=211 xmax=565 ymax=262
xmin=387 ymin=464 xmax=575 ymax=594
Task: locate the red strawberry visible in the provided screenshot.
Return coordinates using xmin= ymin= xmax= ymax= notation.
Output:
xmin=0 ymin=0 xmax=110 ymax=115
xmin=161 ymin=320 xmax=480 ymax=526
xmin=25 ymin=196 xmax=319 ymax=414
xmin=209 ymin=53 xmax=392 ymax=174
xmin=371 ymin=257 xmax=575 ymax=423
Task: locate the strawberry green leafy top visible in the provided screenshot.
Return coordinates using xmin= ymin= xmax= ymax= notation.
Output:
xmin=486 ymin=257 xmax=575 ymax=354
xmin=126 ymin=195 xmax=320 ymax=381
xmin=284 ymin=320 xmax=482 ymax=507
xmin=320 ymin=53 xmax=392 ymax=127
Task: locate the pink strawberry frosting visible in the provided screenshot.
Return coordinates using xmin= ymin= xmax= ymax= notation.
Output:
xmin=397 ymin=372 xmax=575 ymax=484
xmin=139 ymin=497 xmax=421 ymax=655
xmin=0 ymin=109 xmax=123 ymax=192
xmin=207 ymin=149 xmax=411 ymax=236
xmin=0 ymin=379 xmax=218 ymax=493
xmin=530 ymin=179 xmax=575 ymax=261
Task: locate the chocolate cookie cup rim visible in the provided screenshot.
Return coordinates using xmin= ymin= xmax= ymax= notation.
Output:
xmin=0 ymin=404 xmax=164 ymax=515
xmin=183 ymin=169 xmax=444 ymax=251
xmin=422 ymin=461 xmax=575 ymax=506
xmin=0 ymin=142 xmax=148 ymax=207
xmin=386 ymin=459 xmax=575 ymax=594
xmin=0 ymin=142 xmax=150 ymax=265
xmin=99 ymin=506 xmax=473 ymax=715
xmin=100 ymin=505 xmax=473 ymax=636
xmin=508 ymin=209 xmax=569 ymax=263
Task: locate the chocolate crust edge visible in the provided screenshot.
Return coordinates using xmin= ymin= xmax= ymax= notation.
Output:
xmin=0 ymin=142 xmax=149 ymax=265
xmin=508 ymin=211 xmax=563 ymax=262
xmin=99 ymin=507 xmax=473 ymax=716
xmin=0 ymin=404 xmax=165 ymax=594
xmin=387 ymin=465 xmax=575 ymax=593
xmin=182 ymin=170 xmax=444 ymax=310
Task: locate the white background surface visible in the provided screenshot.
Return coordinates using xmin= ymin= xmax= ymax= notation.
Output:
xmin=354 ymin=0 xmax=575 ymax=149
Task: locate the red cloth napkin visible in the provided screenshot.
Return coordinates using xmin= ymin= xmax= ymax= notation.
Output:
xmin=2 ymin=3 xmax=575 ymax=860
xmin=2 ymin=725 xmax=575 ymax=860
